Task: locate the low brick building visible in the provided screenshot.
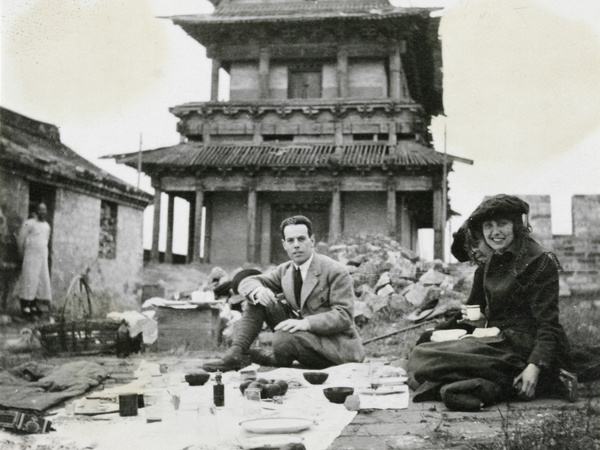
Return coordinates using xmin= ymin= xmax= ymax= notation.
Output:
xmin=0 ymin=107 xmax=153 ymax=312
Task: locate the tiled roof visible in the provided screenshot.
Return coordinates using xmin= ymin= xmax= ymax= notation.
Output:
xmin=110 ymin=141 xmax=463 ymax=170
xmin=0 ymin=107 xmax=152 ymax=207
xmin=214 ymin=1 xmax=394 ymax=16
xmin=170 ymin=3 xmax=437 ymax=24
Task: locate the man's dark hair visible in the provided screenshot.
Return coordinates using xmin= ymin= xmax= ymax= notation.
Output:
xmin=280 ymin=215 xmax=313 ymax=239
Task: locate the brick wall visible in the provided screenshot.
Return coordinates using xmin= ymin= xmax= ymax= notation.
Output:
xmin=554 ymin=196 xmax=600 ymax=295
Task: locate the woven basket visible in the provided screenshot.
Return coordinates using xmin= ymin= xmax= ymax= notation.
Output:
xmin=38 ymin=274 xmax=120 ymax=356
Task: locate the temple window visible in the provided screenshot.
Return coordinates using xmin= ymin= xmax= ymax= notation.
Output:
xmin=288 ymin=64 xmax=322 ymax=99
xmin=99 ymin=200 xmax=117 ymax=259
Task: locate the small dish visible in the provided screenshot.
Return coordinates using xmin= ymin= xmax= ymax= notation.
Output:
xmin=185 ymin=372 xmax=210 ymax=386
xmin=323 ymin=387 xmax=354 ymax=404
xmin=302 ymin=371 xmax=329 ymax=385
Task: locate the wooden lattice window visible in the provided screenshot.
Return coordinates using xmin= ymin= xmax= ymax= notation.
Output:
xmin=99 ymin=200 xmax=117 ymax=259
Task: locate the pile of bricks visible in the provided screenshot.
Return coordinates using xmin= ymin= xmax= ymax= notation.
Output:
xmin=320 ymin=234 xmax=472 ymax=324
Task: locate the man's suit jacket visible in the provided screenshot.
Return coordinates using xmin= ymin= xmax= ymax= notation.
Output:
xmin=238 ymin=252 xmax=365 ymax=364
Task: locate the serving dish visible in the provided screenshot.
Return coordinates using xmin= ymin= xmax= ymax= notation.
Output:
xmin=239 ymin=417 xmax=313 ymax=434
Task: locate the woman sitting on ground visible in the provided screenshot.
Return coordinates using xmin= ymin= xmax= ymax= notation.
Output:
xmin=408 ymin=194 xmax=573 ymax=411
xmin=414 ymin=220 xmax=494 ymax=345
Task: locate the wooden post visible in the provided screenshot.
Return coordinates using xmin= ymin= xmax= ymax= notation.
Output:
xmin=247 ymin=187 xmax=258 ymax=263
xmin=388 ymin=121 xmax=397 ymax=145
xmin=187 ymin=198 xmax=195 ymax=263
xmin=337 ymin=47 xmax=348 ymax=98
xmin=253 ymin=122 xmax=262 ymax=144
xmin=165 ymin=193 xmax=175 ymax=263
xmin=151 ymin=185 xmax=162 ymax=263
xmin=399 ymin=194 xmax=411 ymax=249
xmin=202 ymin=122 xmax=211 ymax=144
xmin=193 ymin=186 xmax=204 ymax=262
xmin=259 ymin=48 xmax=270 ymax=99
xmin=387 ymin=181 xmax=397 ymax=237
xmin=334 ymin=122 xmax=343 ymax=147
xmin=433 ymin=185 xmax=445 ymax=260
xmin=330 ymin=184 xmax=341 ymax=243
xmin=390 ymin=44 xmax=402 ymax=101
xmin=211 ymin=58 xmax=221 ymax=101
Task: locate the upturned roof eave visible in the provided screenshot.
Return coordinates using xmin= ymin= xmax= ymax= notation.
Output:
xmin=167 ymin=7 xmax=440 ymax=26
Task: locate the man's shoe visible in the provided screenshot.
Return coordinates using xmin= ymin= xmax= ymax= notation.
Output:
xmin=248 ymin=347 xmax=278 ymax=367
xmin=202 ymin=347 xmax=252 ymax=372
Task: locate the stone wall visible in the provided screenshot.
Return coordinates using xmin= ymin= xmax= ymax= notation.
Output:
xmin=552 ymin=195 xmax=600 ymax=296
xmin=52 ymin=189 xmax=145 ymax=307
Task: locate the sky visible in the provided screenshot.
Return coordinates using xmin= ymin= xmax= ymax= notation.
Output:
xmin=2 ymin=0 xmax=600 ymax=260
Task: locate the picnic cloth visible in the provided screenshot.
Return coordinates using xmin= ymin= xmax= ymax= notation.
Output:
xmin=0 ymin=361 xmax=408 ymax=449
xmin=0 ymin=361 xmax=108 ymax=412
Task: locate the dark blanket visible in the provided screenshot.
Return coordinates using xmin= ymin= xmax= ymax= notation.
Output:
xmin=0 ymin=361 xmax=109 ymax=412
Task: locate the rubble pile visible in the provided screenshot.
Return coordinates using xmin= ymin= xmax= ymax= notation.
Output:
xmin=321 ymin=235 xmax=474 ymax=326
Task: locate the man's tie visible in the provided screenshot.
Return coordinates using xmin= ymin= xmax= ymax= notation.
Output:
xmin=294 ymin=266 xmax=303 ymax=305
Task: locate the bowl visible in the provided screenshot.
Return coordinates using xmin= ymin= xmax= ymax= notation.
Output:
xmin=302 ymin=371 xmax=329 ymax=385
xmin=185 ymin=372 xmax=210 ymax=386
xmin=323 ymin=387 xmax=354 ymax=404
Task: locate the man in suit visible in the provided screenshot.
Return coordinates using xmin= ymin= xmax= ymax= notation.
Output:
xmin=203 ymin=215 xmax=365 ymax=372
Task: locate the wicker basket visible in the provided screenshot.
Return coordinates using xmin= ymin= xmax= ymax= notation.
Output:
xmin=38 ymin=274 xmax=120 ymax=356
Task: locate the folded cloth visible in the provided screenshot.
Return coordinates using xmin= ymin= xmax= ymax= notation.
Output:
xmin=0 ymin=361 xmax=109 ymax=412
xmin=107 ymin=310 xmax=158 ymax=344
xmin=440 ymin=378 xmax=503 ymax=411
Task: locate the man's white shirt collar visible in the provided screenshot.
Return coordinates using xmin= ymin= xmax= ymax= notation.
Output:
xmin=294 ymin=253 xmax=314 ymax=281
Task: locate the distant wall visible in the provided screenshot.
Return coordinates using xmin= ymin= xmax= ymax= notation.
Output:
xmin=494 ymin=194 xmax=600 ymax=296
xmin=553 ymin=195 xmax=600 ymax=295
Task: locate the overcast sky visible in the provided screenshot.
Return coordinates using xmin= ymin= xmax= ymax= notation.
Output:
xmin=2 ymin=0 xmax=600 ymax=258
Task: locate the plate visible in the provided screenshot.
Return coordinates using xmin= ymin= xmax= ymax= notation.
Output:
xmin=239 ymin=417 xmax=313 ymax=434
xmin=238 ymin=434 xmax=304 ymax=449
xmin=431 ymin=329 xmax=467 ymax=342
xmin=357 ymin=385 xmax=408 ymax=395
xmin=379 ymin=376 xmax=408 ymax=386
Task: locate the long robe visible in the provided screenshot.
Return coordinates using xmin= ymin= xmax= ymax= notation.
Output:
xmin=16 ymin=218 xmax=52 ymax=301
xmin=408 ymin=237 xmax=571 ymax=400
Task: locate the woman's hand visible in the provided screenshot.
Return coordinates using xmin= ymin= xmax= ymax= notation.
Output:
xmin=457 ymin=306 xmax=487 ymax=327
xmin=513 ymin=363 xmax=541 ymax=399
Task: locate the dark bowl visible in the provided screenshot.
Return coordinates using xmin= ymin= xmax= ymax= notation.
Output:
xmin=302 ymin=371 xmax=329 ymax=385
xmin=185 ymin=372 xmax=210 ymax=386
xmin=323 ymin=387 xmax=354 ymax=404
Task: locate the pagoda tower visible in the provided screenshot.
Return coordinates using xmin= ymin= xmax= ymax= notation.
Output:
xmin=113 ymin=0 xmax=469 ymax=265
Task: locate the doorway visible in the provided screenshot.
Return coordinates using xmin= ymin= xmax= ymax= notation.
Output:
xmin=28 ymin=182 xmax=56 ymax=271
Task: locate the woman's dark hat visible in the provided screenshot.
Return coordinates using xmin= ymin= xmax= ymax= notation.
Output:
xmin=467 ymin=194 xmax=529 ymax=232
xmin=450 ymin=222 xmax=470 ymax=263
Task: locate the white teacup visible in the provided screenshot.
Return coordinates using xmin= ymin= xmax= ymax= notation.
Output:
xmin=466 ymin=306 xmax=482 ymax=321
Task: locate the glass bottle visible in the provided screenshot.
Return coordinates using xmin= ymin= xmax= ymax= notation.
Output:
xmin=213 ymin=371 xmax=225 ymax=407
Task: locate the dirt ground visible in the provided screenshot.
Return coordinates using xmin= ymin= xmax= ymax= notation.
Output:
xmin=1 ymin=262 xmax=599 ymax=449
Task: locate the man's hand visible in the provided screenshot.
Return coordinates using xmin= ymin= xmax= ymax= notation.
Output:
xmin=253 ymin=287 xmax=278 ymax=308
xmin=513 ymin=363 xmax=541 ymax=399
xmin=274 ymin=319 xmax=310 ymax=333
